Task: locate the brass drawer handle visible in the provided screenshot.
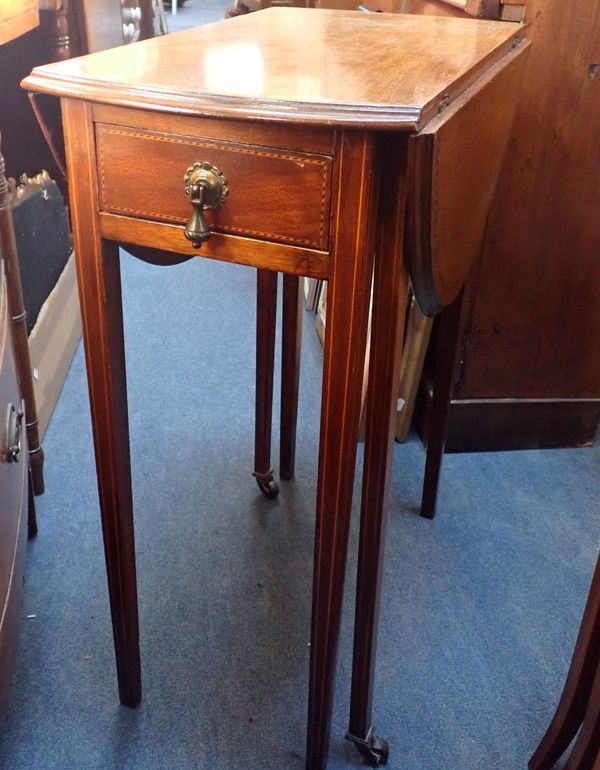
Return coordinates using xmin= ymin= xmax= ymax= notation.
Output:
xmin=183 ymin=161 xmax=229 ymax=248
xmin=5 ymin=403 xmax=23 ymax=463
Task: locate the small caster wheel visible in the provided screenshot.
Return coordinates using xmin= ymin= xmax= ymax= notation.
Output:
xmin=253 ymin=471 xmax=279 ymax=499
xmin=357 ymin=735 xmax=389 ymax=766
xmin=347 ymin=730 xmax=389 ymax=766
xmin=257 ymin=477 xmax=279 ymax=499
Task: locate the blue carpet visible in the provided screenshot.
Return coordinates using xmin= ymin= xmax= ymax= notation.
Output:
xmin=0 ymin=251 xmax=598 ymax=770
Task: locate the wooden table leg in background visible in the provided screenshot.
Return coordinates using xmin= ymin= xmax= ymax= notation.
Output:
xmin=63 ymin=100 xmax=141 ymax=707
xmin=529 ymin=555 xmax=600 ymax=770
xmin=420 ymin=288 xmax=464 ymax=520
xmin=254 ymin=268 xmax=279 ymax=498
xmin=346 ymin=136 xmax=409 ymax=765
xmin=254 ymin=271 xmax=302 ymax=498
xmin=280 ymin=273 xmax=302 ymax=480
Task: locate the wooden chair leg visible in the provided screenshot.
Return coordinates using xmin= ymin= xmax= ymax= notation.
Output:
xmin=347 ymin=136 xmax=409 ymax=766
xmin=254 ymin=269 xmax=279 ymax=499
xmin=563 ymin=659 xmax=600 ymax=770
xmin=420 ymin=288 xmax=463 ymax=520
xmin=0 ymin=142 xmax=45 ymax=497
xmin=280 ymin=273 xmax=302 ymax=481
xmin=529 ymin=555 xmax=600 ymax=770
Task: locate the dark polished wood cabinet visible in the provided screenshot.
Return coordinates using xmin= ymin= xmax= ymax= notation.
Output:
xmin=418 ymin=0 xmax=600 ymax=451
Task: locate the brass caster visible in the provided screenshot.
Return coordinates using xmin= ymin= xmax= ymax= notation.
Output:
xmin=346 ymin=729 xmax=389 ymax=766
xmin=253 ymin=471 xmax=279 ymax=499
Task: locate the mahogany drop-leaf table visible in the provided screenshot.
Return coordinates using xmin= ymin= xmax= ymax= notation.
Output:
xmin=23 ymin=10 xmax=528 ymax=769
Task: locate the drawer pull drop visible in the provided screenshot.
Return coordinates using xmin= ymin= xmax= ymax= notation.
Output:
xmin=5 ymin=403 xmax=23 ymax=463
xmin=183 ymin=161 xmax=229 ymax=248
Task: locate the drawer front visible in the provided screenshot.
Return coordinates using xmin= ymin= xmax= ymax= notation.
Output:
xmin=96 ymin=123 xmax=333 ymax=250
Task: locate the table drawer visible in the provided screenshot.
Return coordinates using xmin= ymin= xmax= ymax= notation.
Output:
xmin=96 ymin=123 xmax=333 ymax=251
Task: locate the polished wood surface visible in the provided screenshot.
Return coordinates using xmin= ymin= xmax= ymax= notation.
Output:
xmin=420 ymin=290 xmax=463 ymax=519
xmin=23 ymin=11 xmax=529 ymax=769
xmin=23 ymin=9 xmax=522 ymax=128
xmin=62 ymin=98 xmax=141 ymax=708
xmin=254 ymin=269 xmax=278 ymax=496
xmin=279 ymin=274 xmax=302 ymax=480
xmin=307 ymin=128 xmax=378 ymax=770
xmin=96 ymin=123 xmax=332 ymax=250
xmin=425 ymin=0 xmax=600 ymax=450
xmin=407 ymin=41 xmax=528 ymax=314
xmin=347 ymin=135 xmax=410 ymax=760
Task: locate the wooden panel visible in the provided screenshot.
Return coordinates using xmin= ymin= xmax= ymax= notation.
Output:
xmin=456 ymin=0 xmax=600 ymax=402
xmin=96 ymin=123 xmax=333 ymax=250
xmin=0 ymin=0 xmax=38 ymax=44
xmin=99 ymin=212 xmax=330 ymax=278
xmin=418 ymin=386 xmax=600 ymax=451
xmin=406 ymin=40 xmax=529 ymax=315
xmin=92 ymin=104 xmax=336 ymax=155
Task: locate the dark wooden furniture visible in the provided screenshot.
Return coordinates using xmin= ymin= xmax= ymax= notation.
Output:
xmin=529 ymin=554 xmax=600 ymax=770
xmin=0 ymin=146 xmax=31 ymax=726
xmin=0 ymin=157 xmax=44 ymax=504
xmin=254 ymin=0 xmax=526 ymax=517
xmin=23 ymin=11 xmax=527 ymax=769
xmin=417 ymin=0 xmax=600 ymax=451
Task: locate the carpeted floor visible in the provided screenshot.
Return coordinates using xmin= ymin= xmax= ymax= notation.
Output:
xmin=1 ymin=251 xmax=597 ymax=770
xmin=1 ymin=4 xmax=599 ymax=769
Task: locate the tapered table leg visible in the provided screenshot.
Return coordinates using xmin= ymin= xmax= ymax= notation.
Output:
xmin=420 ymin=288 xmax=463 ymax=520
xmin=63 ymin=100 xmax=141 ymax=707
xmin=529 ymin=555 xmax=600 ymax=770
xmin=305 ymin=132 xmax=379 ymax=770
xmin=347 ymin=137 xmax=409 ymax=766
xmin=280 ymin=274 xmax=302 ymax=481
xmin=254 ymin=268 xmax=279 ymax=499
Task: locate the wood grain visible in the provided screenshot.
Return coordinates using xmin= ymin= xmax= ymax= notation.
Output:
xmin=307 ymin=129 xmax=378 ymax=770
xmin=99 ymin=212 xmax=330 ymax=278
xmin=406 ymin=40 xmax=529 ymax=315
xmin=348 ymin=134 xmax=410 ymax=746
xmin=254 ymin=269 xmax=278 ymax=482
xmin=96 ymin=122 xmax=333 ymax=250
xmin=455 ymin=0 xmax=600 ymax=404
xmin=22 ymin=9 xmax=522 ymax=129
xmin=62 ymin=98 xmax=141 ymax=708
